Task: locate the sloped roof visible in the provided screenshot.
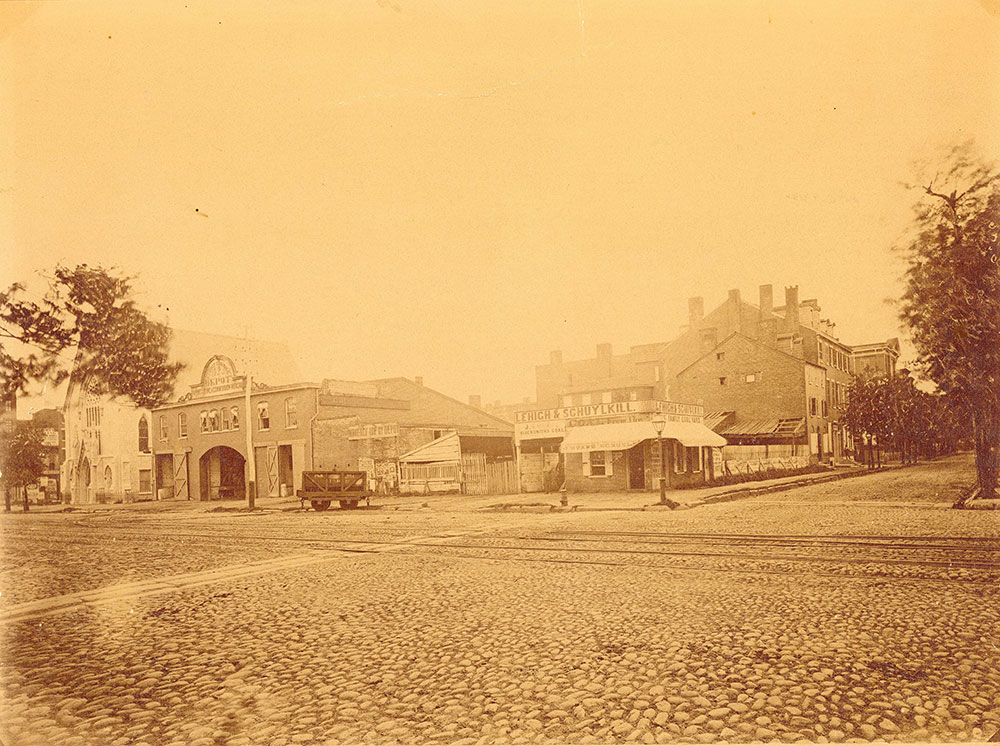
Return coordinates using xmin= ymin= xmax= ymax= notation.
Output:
xmin=399 ymin=431 xmax=461 ymax=463
xmin=364 ymin=378 xmax=514 ymax=434
xmin=717 ymin=417 xmax=805 ymax=438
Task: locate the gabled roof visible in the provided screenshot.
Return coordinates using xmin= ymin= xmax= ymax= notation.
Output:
xmin=364 ymin=377 xmax=514 ymax=434
xmin=674 ymin=331 xmax=809 ymax=378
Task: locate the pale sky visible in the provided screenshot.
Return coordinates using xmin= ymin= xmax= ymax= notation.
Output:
xmin=3 ymin=0 xmax=999 ymax=413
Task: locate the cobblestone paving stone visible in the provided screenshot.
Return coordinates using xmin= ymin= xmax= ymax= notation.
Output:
xmin=2 ymin=552 xmax=999 ymax=746
xmin=2 ymin=455 xmax=998 ymax=744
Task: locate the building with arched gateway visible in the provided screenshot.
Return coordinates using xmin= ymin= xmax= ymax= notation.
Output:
xmin=61 ymin=330 xmax=299 ymax=505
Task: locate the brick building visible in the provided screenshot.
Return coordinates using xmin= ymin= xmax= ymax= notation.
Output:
xmin=62 ymin=330 xmax=299 ymax=504
xmin=514 ymin=397 xmax=725 ymax=494
xmin=152 ymin=371 xmax=515 ymax=501
xmin=530 ymin=284 xmax=898 ymax=467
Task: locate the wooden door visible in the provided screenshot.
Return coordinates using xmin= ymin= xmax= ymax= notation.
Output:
xmin=173 ymin=453 xmax=189 ymax=500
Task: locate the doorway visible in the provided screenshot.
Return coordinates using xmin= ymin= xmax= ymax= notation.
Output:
xmin=628 ymin=444 xmax=646 ymax=490
xmin=199 ymin=446 xmax=246 ymax=500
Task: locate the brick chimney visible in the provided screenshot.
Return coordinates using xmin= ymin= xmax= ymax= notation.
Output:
xmin=468 ymin=394 xmax=482 ymax=409
xmin=784 ymin=286 xmax=800 ymax=333
xmin=414 ymin=376 xmax=424 ymax=387
xmin=759 ymin=284 xmax=773 ymax=317
xmin=688 ymin=297 xmax=704 ymax=328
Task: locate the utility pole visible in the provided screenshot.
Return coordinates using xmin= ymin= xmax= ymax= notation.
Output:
xmin=243 ymin=331 xmax=256 ymax=510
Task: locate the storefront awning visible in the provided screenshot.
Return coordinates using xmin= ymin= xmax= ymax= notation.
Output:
xmin=560 ymin=420 xmax=727 ymax=453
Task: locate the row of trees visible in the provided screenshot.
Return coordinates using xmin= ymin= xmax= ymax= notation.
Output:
xmin=844 ymin=371 xmax=968 ymax=468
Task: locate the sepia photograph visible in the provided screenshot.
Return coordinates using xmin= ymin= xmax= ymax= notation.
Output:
xmin=1 ymin=1 xmax=999 ymax=745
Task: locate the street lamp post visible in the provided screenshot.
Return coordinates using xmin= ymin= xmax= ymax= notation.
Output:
xmin=652 ymin=414 xmax=667 ymax=505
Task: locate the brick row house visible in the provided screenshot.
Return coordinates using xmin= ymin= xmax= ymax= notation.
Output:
xmin=518 ymin=284 xmax=898 ymax=492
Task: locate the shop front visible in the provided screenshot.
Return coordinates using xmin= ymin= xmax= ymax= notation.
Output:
xmin=514 ymin=399 xmax=726 ymax=493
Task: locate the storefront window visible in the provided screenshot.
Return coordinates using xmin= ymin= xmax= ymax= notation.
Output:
xmin=673 ymin=441 xmax=684 ymax=472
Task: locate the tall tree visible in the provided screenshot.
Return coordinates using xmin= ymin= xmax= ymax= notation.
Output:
xmin=0 ymin=265 xmax=182 ymax=409
xmin=898 ymin=143 xmax=1000 ymax=498
xmin=0 ymin=420 xmax=45 ymax=512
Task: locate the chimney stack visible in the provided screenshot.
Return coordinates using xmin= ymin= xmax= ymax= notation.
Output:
xmin=414 ymin=376 xmax=424 ymax=387
xmin=688 ymin=297 xmax=704 ymax=328
xmin=596 ymin=343 xmax=612 ymax=360
xmin=759 ymin=284 xmax=773 ymax=317
xmin=550 ymin=350 xmax=563 ymax=366
xmin=468 ymin=394 xmax=482 ymax=409
xmin=784 ymin=286 xmax=800 ymax=333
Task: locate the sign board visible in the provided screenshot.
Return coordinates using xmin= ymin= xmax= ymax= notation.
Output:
xmin=42 ymin=428 xmax=59 ymax=447
xmin=515 ymin=400 xmax=704 ymax=443
xmin=515 ymin=399 xmax=702 ymax=424
xmin=514 ymin=419 xmax=568 ymax=441
xmin=348 ymin=423 xmax=400 ymax=440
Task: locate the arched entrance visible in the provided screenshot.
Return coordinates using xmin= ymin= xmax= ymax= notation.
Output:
xmin=76 ymin=456 xmax=91 ymax=504
xmin=199 ymin=446 xmax=246 ymax=501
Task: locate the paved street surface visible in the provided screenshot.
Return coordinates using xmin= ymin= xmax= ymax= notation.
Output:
xmin=1 ymin=454 xmax=998 ymax=745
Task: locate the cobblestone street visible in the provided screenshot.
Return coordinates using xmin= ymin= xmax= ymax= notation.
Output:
xmin=2 ymin=455 xmax=998 ymax=745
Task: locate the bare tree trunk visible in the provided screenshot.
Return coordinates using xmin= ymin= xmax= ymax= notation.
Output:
xmin=974 ymin=405 xmax=999 ymax=500
xmin=22 ymin=486 xmax=29 ymax=512
xmin=4 ymin=488 xmax=10 ymax=512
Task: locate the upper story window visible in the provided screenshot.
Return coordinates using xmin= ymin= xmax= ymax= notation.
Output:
xmin=231 ymin=406 xmax=240 ymax=430
xmin=560 ymin=394 xmax=573 ymax=407
xmin=208 ymin=409 xmax=219 ymax=432
xmin=178 ymin=412 xmax=188 ymax=438
xmin=719 ymin=377 xmax=727 ymax=386
xmin=581 ymin=393 xmax=592 ymax=405
xmin=744 ymin=374 xmax=756 ymax=383
xmin=601 ymin=391 xmax=612 ymax=404
xmin=285 ymin=397 xmax=298 ymax=428
xmin=159 ymin=415 xmax=168 ymax=441
xmin=222 ymin=407 xmax=233 ymax=430
xmin=85 ymin=381 xmax=103 ymax=428
xmin=258 ymin=401 xmax=270 ymax=430
xmin=138 ymin=416 xmax=150 ymax=453
xmin=200 ymin=410 xmax=208 ymax=433
xmin=716 ymin=352 xmax=725 ymax=361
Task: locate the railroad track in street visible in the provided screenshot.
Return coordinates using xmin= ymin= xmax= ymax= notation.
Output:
xmin=9 ymin=524 xmax=1000 ymax=576
xmin=5 ymin=525 xmax=998 ymax=625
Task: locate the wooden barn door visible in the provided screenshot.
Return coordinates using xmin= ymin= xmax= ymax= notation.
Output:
xmin=173 ymin=453 xmax=189 ymax=500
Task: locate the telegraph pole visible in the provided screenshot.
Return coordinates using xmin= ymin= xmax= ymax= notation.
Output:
xmin=243 ymin=331 xmax=256 ymax=509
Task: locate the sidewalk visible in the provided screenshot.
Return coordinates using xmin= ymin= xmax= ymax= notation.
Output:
xmin=13 ymin=464 xmax=884 ymax=516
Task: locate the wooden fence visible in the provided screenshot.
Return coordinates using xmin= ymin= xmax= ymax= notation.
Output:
xmin=461 ymin=453 xmax=519 ymax=495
